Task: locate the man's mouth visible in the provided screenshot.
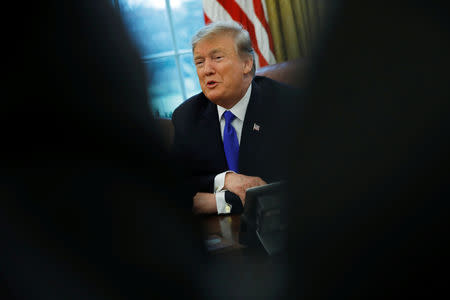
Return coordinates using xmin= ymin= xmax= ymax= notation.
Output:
xmin=206 ymin=81 xmax=218 ymax=88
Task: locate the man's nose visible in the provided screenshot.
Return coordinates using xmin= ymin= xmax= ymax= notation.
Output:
xmin=203 ymin=60 xmax=215 ymax=75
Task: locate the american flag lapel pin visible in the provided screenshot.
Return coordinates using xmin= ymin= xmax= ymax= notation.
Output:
xmin=253 ymin=123 xmax=260 ymax=132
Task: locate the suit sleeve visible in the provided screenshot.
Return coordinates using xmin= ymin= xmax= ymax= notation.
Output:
xmin=171 ymin=109 xmax=216 ymax=196
xmin=225 ymin=191 xmax=244 ymax=214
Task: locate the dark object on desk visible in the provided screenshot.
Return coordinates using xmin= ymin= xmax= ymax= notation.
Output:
xmin=240 ymin=181 xmax=287 ymax=255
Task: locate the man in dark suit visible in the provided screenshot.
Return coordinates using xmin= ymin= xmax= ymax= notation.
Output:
xmin=172 ymin=21 xmax=298 ymax=215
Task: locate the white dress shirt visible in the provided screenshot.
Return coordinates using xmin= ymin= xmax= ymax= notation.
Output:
xmin=214 ymin=84 xmax=252 ymax=214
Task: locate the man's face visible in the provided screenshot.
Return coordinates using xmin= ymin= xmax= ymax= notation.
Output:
xmin=193 ymin=34 xmax=252 ymax=108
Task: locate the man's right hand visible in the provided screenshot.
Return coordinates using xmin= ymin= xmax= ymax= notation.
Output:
xmin=224 ymin=172 xmax=267 ymax=203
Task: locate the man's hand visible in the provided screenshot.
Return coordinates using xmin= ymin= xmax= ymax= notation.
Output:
xmin=192 ymin=192 xmax=217 ymax=215
xmin=224 ymin=172 xmax=267 ymax=203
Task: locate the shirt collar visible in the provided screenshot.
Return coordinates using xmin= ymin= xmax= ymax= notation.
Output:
xmin=217 ymin=84 xmax=252 ymax=122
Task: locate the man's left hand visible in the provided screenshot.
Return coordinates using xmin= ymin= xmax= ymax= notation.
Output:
xmin=224 ymin=172 xmax=267 ymax=202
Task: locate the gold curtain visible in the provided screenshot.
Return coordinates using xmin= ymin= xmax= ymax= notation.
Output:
xmin=265 ymin=0 xmax=329 ymax=62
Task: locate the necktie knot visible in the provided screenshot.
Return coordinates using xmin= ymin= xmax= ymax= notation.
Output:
xmin=223 ymin=110 xmax=236 ymax=124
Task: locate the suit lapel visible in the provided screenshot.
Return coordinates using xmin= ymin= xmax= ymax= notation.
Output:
xmin=239 ymin=80 xmax=266 ymax=174
xmin=197 ymin=81 xmax=268 ymax=175
xmin=199 ymin=97 xmax=228 ymax=170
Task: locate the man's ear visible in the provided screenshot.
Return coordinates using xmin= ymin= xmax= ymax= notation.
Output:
xmin=243 ymin=57 xmax=253 ymax=75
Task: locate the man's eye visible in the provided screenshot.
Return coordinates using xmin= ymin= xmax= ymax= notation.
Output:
xmin=195 ymin=61 xmax=204 ymax=66
xmin=214 ymin=56 xmax=223 ymax=60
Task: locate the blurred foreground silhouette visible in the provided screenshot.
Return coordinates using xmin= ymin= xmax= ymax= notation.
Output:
xmin=2 ymin=0 xmax=449 ymax=299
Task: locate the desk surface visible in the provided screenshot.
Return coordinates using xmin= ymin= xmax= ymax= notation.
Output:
xmin=200 ymin=214 xmax=245 ymax=255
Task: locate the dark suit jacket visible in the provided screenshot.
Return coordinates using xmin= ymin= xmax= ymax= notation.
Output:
xmin=171 ymin=76 xmax=300 ymax=203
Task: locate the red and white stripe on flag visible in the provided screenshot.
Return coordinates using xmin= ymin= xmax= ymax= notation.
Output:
xmin=203 ymin=0 xmax=276 ymax=69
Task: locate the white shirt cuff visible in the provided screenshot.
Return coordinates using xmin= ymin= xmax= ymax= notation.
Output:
xmin=214 ymin=170 xmax=235 ymax=192
xmin=214 ymin=171 xmax=235 ymax=214
xmin=215 ymin=191 xmax=231 ymax=214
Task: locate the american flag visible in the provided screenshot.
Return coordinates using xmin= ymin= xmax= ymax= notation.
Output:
xmin=203 ymin=0 xmax=276 ymax=69
xmin=253 ymin=123 xmax=260 ymax=131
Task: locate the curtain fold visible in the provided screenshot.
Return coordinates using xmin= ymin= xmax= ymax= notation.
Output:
xmin=265 ymin=0 xmax=329 ymax=62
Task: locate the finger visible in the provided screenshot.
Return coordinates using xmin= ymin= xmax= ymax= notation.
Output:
xmin=256 ymin=177 xmax=267 ymax=185
xmin=238 ymin=192 xmax=245 ymax=202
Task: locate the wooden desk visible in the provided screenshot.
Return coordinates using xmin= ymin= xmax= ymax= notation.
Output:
xmin=200 ymin=214 xmax=283 ymax=278
xmin=200 ymin=214 xmax=245 ymax=255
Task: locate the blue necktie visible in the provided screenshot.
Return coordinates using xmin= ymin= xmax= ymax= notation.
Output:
xmin=223 ymin=111 xmax=239 ymax=172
